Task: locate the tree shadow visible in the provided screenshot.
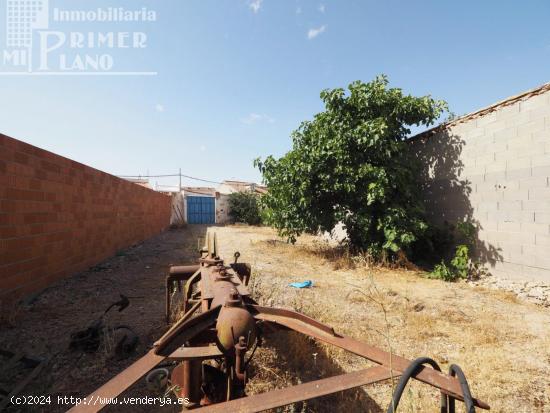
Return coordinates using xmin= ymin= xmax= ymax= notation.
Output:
xmin=412 ymin=130 xmax=502 ymax=267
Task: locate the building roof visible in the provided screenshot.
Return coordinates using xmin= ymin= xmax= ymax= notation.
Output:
xmin=411 ymin=81 xmax=550 ymax=141
xmin=182 ymin=186 xmax=217 ymax=196
xmin=220 ymin=180 xmax=268 ymax=194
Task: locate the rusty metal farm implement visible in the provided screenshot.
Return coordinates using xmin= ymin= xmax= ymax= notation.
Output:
xmin=70 ymin=234 xmax=489 ymax=413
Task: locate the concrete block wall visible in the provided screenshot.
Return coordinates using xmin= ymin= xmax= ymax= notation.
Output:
xmin=412 ymin=86 xmax=550 ymax=282
xmin=0 ymin=134 xmax=172 ymax=300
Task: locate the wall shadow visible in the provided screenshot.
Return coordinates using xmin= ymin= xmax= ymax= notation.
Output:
xmin=411 ymin=130 xmax=502 ymax=268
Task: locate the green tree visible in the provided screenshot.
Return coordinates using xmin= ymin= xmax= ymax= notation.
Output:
xmin=255 ymin=76 xmax=447 ymax=256
xmin=228 ymin=191 xmax=262 ymax=225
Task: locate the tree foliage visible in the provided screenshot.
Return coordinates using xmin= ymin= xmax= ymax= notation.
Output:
xmin=228 ymin=191 xmax=262 ymax=225
xmin=255 ymin=75 xmax=447 ymax=256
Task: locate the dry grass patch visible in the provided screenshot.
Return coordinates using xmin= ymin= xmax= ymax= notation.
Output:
xmin=213 ymin=226 xmax=550 ymax=412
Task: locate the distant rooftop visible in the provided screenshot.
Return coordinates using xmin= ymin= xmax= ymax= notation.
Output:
xmin=182 ymin=186 xmax=217 ymax=196
xmin=220 ymin=180 xmax=267 ymax=194
xmin=123 ymin=178 xmax=152 ymax=189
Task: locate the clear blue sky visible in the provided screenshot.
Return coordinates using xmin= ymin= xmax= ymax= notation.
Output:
xmin=1 ymin=0 xmax=549 ymax=189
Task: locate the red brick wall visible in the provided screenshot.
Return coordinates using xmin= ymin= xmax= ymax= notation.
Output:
xmin=0 ymin=133 xmax=172 ymax=300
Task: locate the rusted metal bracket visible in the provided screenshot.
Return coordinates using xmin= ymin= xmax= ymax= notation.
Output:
xmin=248 ymin=305 xmax=490 ymax=410
xmin=67 ymin=350 xmax=165 ymax=413
xmin=198 ymin=365 xmax=394 ymax=412
xmin=165 ymin=265 xmax=200 ymax=322
xmin=155 ymin=305 xmax=221 ymax=356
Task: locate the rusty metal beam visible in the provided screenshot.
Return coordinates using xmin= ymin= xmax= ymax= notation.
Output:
xmin=67 ymin=350 xmax=164 ymax=413
xmin=167 ymin=345 xmax=223 ymax=361
xmin=249 ymin=305 xmax=490 ymax=410
xmin=155 ymin=305 xmax=221 ymax=356
xmin=198 ymin=365 xmax=393 ymax=413
xmin=156 ymin=301 xmax=201 ymax=349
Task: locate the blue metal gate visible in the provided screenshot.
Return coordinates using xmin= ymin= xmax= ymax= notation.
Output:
xmin=187 ymin=196 xmax=215 ymax=224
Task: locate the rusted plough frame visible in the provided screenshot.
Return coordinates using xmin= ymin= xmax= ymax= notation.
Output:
xmin=70 ymin=233 xmax=489 ymax=413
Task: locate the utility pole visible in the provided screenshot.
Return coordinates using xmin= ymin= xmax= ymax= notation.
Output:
xmin=179 ymin=168 xmax=182 ymax=192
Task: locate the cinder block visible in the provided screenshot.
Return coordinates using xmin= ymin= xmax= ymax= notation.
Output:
xmin=522 ymin=199 xmax=550 ymax=212
xmin=531 ymin=131 xmax=550 ymax=144
xmin=481 ymin=229 xmax=534 ymax=244
xmin=535 ymin=212 xmax=550 ymax=224
xmin=506 ymin=167 xmax=532 ymax=180
xmin=531 ymin=154 xmax=550 ymax=168
xmin=484 ymin=160 xmax=506 ymax=173
xmin=529 ymin=106 xmax=550 ymax=123
xmin=477 ymin=201 xmax=499 ymax=212
xmin=535 ymin=234 xmax=550 ymax=246
xmin=507 ymin=156 xmax=532 ymax=171
xmin=481 ymin=219 xmax=498 ymax=231
xmin=528 ymin=187 xmax=550 ymax=200
xmin=484 ymin=121 xmax=509 ymax=136
xmin=515 ymin=145 xmax=544 ymax=159
xmin=497 ymin=221 xmax=521 ymax=232
xmin=519 ymin=176 xmax=549 ymax=189
xmin=478 ymin=190 xmax=502 ymax=202
xmin=504 ymin=111 xmax=532 ymax=128
xmin=476 ymin=112 xmax=498 ymax=127
xmin=488 ymin=210 xmax=534 ymax=223
xmin=519 ymin=265 xmax=550 ymax=282
xmin=485 ymin=171 xmax=507 ymax=181
xmin=495 ymin=241 xmax=522 ymax=258
xmin=526 ymin=242 xmax=550 ymax=257
xmin=509 ymin=249 xmax=537 ymax=267
xmin=501 ymin=189 xmax=528 ymax=201
xmin=493 ymin=126 xmax=518 ymax=140
xmin=498 ymin=179 xmax=520 ymax=190
xmin=496 ymin=102 xmax=521 ymax=121
xmin=520 ymin=222 xmax=550 ymax=235
xmin=462 ymin=125 xmax=487 ymax=140
xmin=531 ymin=165 xmax=550 ymax=179
xmin=535 ymin=254 xmax=550 ymax=269
xmin=494 ymin=150 xmax=518 ymax=162
xmin=451 ymin=120 xmax=478 ymax=135
xmin=471 ymin=133 xmax=494 ymax=147
xmin=497 ymin=200 xmax=523 ymax=211
xmin=520 ymin=93 xmax=549 ymax=111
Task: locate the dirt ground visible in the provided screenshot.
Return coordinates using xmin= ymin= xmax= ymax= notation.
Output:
xmin=1 ymin=224 xmax=549 ymax=412
xmin=211 ymin=225 xmax=550 ymax=413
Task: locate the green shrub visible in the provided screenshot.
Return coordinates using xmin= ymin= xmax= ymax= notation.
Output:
xmin=430 ymin=261 xmax=455 ymax=282
xmin=228 ymin=191 xmax=262 ymax=225
xmin=430 ymin=244 xmax=469 ymax=281
xmin=428 ymin=221 xmax=488 ymax=282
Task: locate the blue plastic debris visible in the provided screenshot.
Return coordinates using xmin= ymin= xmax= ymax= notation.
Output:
xmin=289 ymin=280 xmax=313 ymax=288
